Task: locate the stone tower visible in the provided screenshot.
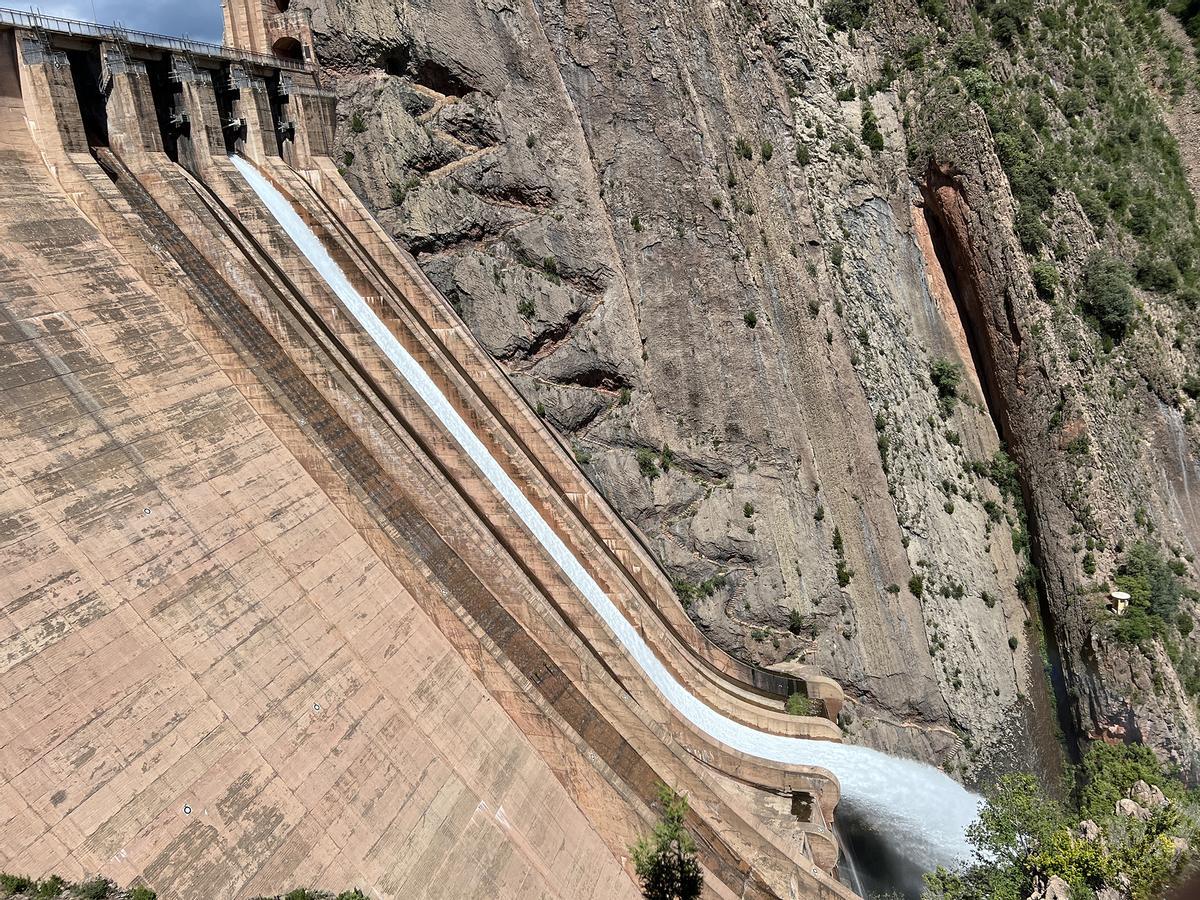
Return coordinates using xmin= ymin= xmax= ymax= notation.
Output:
xmin=221 ymin=0 xmax=315 ymax=67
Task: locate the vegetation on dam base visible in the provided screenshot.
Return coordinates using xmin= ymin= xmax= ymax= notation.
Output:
xmin=0 ymin=876 xmax=369 ymax=900
xmin=630 ymin=785 xmax=704 ymax=900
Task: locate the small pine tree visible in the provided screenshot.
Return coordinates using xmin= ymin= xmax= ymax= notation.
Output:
xmin=630 ymin=786 xmax=703 ymax=900
xmin=860 ymin=106 xmax=884 ymax=153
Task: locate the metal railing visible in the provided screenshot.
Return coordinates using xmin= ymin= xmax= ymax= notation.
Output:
xmin=0 ymin=6 xmax=311 ymax=71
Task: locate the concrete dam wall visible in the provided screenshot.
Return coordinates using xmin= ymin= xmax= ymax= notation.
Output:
xmin=0 ymin=12 xmax=862 ymax=900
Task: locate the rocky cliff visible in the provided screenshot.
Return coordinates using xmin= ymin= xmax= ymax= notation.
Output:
xmin=289 ymin=0 xmax=1200 ymax=785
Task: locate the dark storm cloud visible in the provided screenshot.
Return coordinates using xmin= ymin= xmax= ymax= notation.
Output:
xmin=33 ymin=0 xmax=223 ymax=43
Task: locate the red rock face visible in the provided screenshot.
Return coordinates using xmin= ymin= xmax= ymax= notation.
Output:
xmin=920 ymin=134 xmax=1200 ymax=782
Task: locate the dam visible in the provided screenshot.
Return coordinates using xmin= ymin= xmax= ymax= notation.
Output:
xmin=0 ymin=4 xmax=978 ymax=897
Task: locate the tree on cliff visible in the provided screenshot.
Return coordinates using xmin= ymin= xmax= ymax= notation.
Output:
xmin=923 ymin=745 xmax=1198 ymax=900
xmin=630 ymin=785 xmax=703 ymax=900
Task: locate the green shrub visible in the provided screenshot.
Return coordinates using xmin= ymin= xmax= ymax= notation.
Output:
xmin=1135 ymin=256 xmax=1181 ymax=293
xmin=909 ymin=574 xmax=924 ymax=598
xmin=988 ymin=448 xmax=1022 ymax=500
xmin=1030 ymin=260 xmax=1058 ymax=299
xmin=1011 ymin=151 xmax=1058 ymax=213
xmin=672 ymin=573 xmax=724 ymax=609
xmin=630 ymin=786 xmax=703 ymax=900
xmin=743 ymin=310 xmax=758 ymax=328
xmin=389 ymin=176 xmax=420 ymax=206
xmin=349 ymin=112 xmax=366 ymax=134
xmin=788 ymin=609 xmax=804 ymax=635
xmin=925 ymin=760 xmax=1193 ymax=900
xmin=1081 ymin=254 xmax=1136 ymax=341
xmin=903 ymin=37 xmax=928 ymax=70
xmin=1012 ymin=564 xmax=1041 ymax=607
xmin=34 ymin=878 xmax=64 ymax=899
xmin=735 ymin=137 xmax=753 ymax=160
xmin=823 ymin=0 xmax=871 ymax=30
xmin=861 ymin=106 xmax=884 ymax=153
xmin=1079 ymin=189 xmax=1109 ymax=227
xmin=1060 ymin=88 xmax=1087 ymax=119
xmin=951 ymin=34 xmax=991 ymax=70
xmin=760 ymin=140 xmax=774 ymax=162
xmin=1008 ymin=635 xmax=1019 ymax=650
xmin=836 ymin=560 xmax=854 ymax=587
xmin=1024 ymin=94 xmax=1048 ymax=131
xmin=1112 ymin=542 xmax=1184 ymax=643
xmin=993 ymin=131 xmax=1022 ymax=174
xmin=636 ymin=448 xmax=660 ymax=481
xmin=128 ymin=889 xmax=155 ymax=900
xmin=917 ymin=0 xmax=950 ymax=27
xmin=983 ymin=0 xmax=1032 ymax=45
xmin=74 ymin=879 xmax=112 ymax=900
xmin=930 ymin=358 xmax=961 ymax=409
xmin=1077 ymin=742 xmax=1184 ymax=821
xmin=796 ymin=143 xmax=811 ymax=166
xmin=673 ymin=580 xmax=697 ymax=607
xmin=1014 ymin=206 xmax=1049 ymax=252
xmin=1128 ymin=201 xmax=1155 ymax=237
xmin=786 ymin=693 xmax=814 ymax=716
xmin=0 ymin=875 xmax=34 ymax=895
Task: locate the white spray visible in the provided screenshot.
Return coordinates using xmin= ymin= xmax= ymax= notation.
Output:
xmin=230 ymin=154 xmax=982 ymax=876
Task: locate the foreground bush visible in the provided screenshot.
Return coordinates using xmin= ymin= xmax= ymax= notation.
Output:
xmin=923 ymin=743 xmax=1199 ymax=899
xmin=630 ymin=785 xmax=703 ymax=900
xmin=0 ymin=876 xmax=369 ymax=900
xmin=0 ymin=876 xmax=148 ymax=900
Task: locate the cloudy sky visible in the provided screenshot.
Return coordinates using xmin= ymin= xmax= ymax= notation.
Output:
xmin=32 ymin=1 xmax=224 ymax=43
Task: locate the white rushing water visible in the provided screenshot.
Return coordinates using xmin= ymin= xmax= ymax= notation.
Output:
xmin=230 ymin=154 xmax=982 ymax=875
